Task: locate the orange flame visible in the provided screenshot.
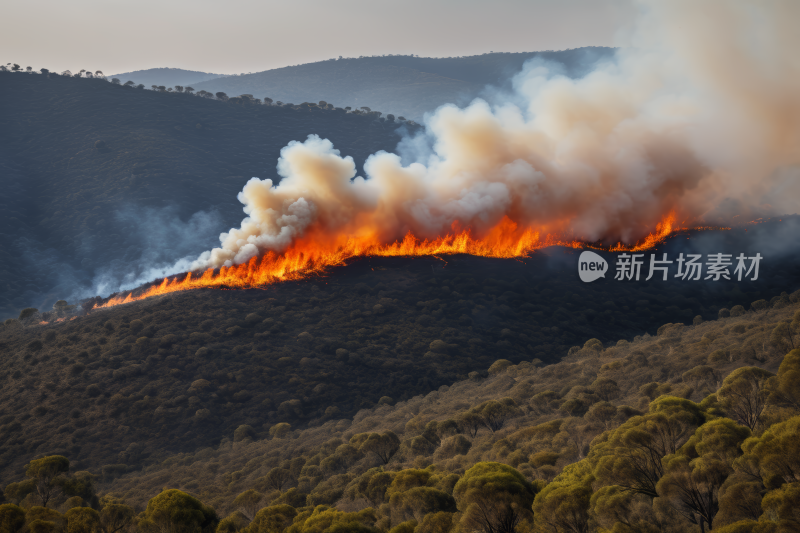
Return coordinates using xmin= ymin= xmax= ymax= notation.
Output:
xmin=97 ymin=213 xmax=690 ymax=309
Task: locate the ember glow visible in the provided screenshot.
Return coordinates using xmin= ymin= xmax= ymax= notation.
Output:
xmin=97 ymin=213 xmax=682 ymax=309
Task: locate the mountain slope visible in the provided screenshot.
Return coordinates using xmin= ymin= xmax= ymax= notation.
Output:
xmin=108 ymin=67 xmax=230 ymax=88
xmin=192 ymin=48 xmax=614 ymax=120
xmin=0 ymin=71 xmax=412 ymax=319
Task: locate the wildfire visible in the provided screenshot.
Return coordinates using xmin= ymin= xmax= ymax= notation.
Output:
xmin=95 ymin=213 xmax=690 ymax=310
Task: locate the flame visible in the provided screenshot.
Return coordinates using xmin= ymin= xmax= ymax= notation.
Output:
xmin=95 ymin=212 xmax=696 ymax=310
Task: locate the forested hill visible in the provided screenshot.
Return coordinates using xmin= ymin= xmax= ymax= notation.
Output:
xmin=191 ymin=48 xmax=615 ymax=120
xmin=0 ymin=71 xmax=412 ymax=320
xmin=107 ymin=67 xmax=230 ymax=88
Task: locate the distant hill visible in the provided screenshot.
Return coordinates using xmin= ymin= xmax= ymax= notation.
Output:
xmin=0 ymin=71 xmax=412 ymax=320
xmin=107 ymin=67 xmax=230 ymax=88
xmin=191 ymin=48 xmax=615 ymax=120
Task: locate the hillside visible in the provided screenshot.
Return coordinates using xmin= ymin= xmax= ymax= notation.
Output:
xmin=0 ymin=71 xmax=413 ymax=320
xmin=3 ymin=281 xmax=800 ymax=532
xmin=0 ymin=215 xmax=798 ymax=481
xmin=108 ymin=68 xmax=230 ymax=88
xmin=191 ymin=49 xmax=614 ymax=120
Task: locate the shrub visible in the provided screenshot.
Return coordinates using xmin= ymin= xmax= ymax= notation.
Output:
xmin=269 ymin=423 xmax=291 ymax=439
xmin=19 ymin=308 xmax=38 ymax=320
xmin=719 ymin=308 xmax=731 ymax=318
xmin=233 ymin=425 xmax=256 ymax=442
xmin=730 ymin=305 xmax=746 ymax=317
xmin=488 ymin=359 xmax=512 ymax=375
xmin=751 ymin=300 xmax=768 ymax=312
xmin=130 ymin=320 xmax=144 ymax=334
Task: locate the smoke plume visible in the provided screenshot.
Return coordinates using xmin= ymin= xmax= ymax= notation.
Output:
xmin=192 ymin=0 xmax=800 ymax=271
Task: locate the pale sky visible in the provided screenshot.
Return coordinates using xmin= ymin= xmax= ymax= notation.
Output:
xmin=3 ymin=0 xmax=635 ymax=75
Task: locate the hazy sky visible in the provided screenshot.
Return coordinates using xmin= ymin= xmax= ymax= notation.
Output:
xmin=3 ymin=0 xmax=635 ymax=75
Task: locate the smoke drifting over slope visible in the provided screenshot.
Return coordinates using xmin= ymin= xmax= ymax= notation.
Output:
xmin=192 ymin=0 xmax=800 ymax=271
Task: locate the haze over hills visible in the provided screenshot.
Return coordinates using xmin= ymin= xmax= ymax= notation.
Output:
xmin=0 ymin=71 xmax=411 ymax=320
xmin=114 ymin=48 xmax=614 ymax=120
xmin=108 ymin=67 xmax=231 ymax=89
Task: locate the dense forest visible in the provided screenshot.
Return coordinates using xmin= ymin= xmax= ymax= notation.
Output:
xmin=2 ymin=287 xmax=800 ymax=532
xmin=0 ymin=70 xmax=415 ymax=320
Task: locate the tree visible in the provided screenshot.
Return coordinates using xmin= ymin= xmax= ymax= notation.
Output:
xmin=593 ymin=397 xmax=707 ymax=498
xmin=392 ymin=487 xmax=455 ymax=523
xmin=359 ymin=432 xmax=401 ymax=464
xmin=738 ymin=415 xmax=800 ymax=486
xmin=151 ymin=85 xmax=158 ymax=91
xmin=123 ymin=81 xmax=134 ymax=87
xmin=533 ymin=463 xmax=592 ymax=533
xmin=263 ymin=97 xmax=272 ymax=105
xmin=99 ymin=500 xmax=135 ymax=533
xmin=657 ymin=419 xmax=750 ymax=533
xmin=95 ymin=71 xmax=103 ymax=77
xmin=269 ymin=423 xmax=290 ymax=439
xmin=215 ymin=92 xmax=228 ymax=101
xmin=584 ymin=401 xmax=618 ymax=428
xmin=185 ymin=87 xmax=194 ymax=94
xmin=157 ymin=86 xmax=166 ymax=92
xmin=591 ymin=378 xmax=621 ymax=401
xmin=26 ymin=455 xmax=70 ymax=507
xmin=3 ymin=479 xmax=36 ymax=503
xmin=111 ymin=78 xmax=120 ymax=85
xmin=769 ymin=322 xmax=794 ymax=351
xmin=40 ymin=68 xmax=49 ymax=75
xmin=772 ymin=348 xmax=800 ymax=409
xmin=717 ymin=367 xmax=775 ymax=430
xmin=454 ymin=462 xmax=539 ymax=533
xmin=457 ymin=411 xmax=483 ymax=438
xmin=175 ymin=86 xmax=184 ymax=93
xmin=65 ymin=507 xmax=101 ymax=533
xmin=232 ymin=490 xmax=262 ymax=520
xmin=683 ymin=366 xmax=720 ymax=393
xmin=761 ymin=483 xmax=800 ymax=531
xmin=247 ymin=505 xmax=296 ymax=533
xmin=262 ymin=468 xmax=293 ymax=492
xmin=138 ymin=490 xmax=218 ymax=533
xmin=11 ymin=64 xmax=20 ymax=71
xmin=476 ymin=399 xmax=521 ymax=433
xmin=0 ymin=504 xmax=25 ymax=533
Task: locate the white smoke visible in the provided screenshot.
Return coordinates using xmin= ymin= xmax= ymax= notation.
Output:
xmin=192 ymin=0 xmax=800 ymax=270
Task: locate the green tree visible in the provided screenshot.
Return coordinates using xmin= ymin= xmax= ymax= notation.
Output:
xmin=593 ymin=397 xmax=707 ymax=498
xmin=138 ymin=490 xmax=218 ymax=533
xmin=453 ymin=462 xmax=539 ymax=533
xmin=232 ymin=490 xmax=262 ymax=520
xmin=591 ymin=378 xmax=621 ymax=401
xmin=65 ymin=507 xmax=101 ymax=533
xmin=358 ymin=432 xmax=400 ymax=464
xmin=99 ymin=500 xmax=135 ymax=533
xmin=771 ymin=348 xmax=800 ymax=409
xmin=262 ymin=468 xmax=293 ymax=493
xmin=3 ymin=479 xmax=36 ymax=504
xmin=657 ymin=419 xmax=750 ymax=533
xmin=26 ymin=456 xmax=70 ymax=507
xmin=533 ymin=462 xmax=592 ymax=533
xmin=761 ymin=482 xmax=800 ymax=531
xmin=0 ymin=504 xmax=25 ymax=533
xmin=717 ymin=367 xmax=775 ymax=430
xmin=476 ymin=399 xmax=521 ymax=433
xmin=269 ymin=423 xmax=290 ymax=439
xmin=246 ymin=505 xmax=296 ymax=533
xmin=389 ymin=486 xmax=455 ymax=523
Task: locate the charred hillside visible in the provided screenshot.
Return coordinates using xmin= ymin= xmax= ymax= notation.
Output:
xmin=1 ymin=226 xmax=798 ymax=483
xmin=0 ymin=71 xmax=415 ymax=319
